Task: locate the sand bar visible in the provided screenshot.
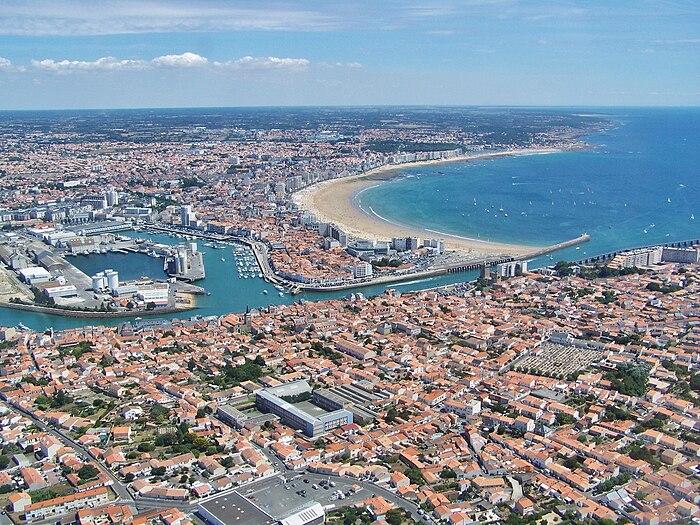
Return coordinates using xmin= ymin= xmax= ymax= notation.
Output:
xmin=293 ymin=148 xmax=564 ymax=257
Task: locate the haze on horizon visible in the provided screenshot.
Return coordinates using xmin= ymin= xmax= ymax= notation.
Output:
xmin=0 ymin=0 xmax=698 ymax=110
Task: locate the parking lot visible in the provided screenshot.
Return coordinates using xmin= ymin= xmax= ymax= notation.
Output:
xmin=238 ymin=474 xmax=367 ymax=520
xmin=198 ymin=491 xmax=274 ymax=525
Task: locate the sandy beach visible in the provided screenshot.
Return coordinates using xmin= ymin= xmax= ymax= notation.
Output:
xmin=293 ymin=148 xmax=564 ymax=257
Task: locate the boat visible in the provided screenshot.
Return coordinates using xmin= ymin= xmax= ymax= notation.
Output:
xmin=692 ymin=214 xmax=695 ymax=220
xmin=263 ymin=290 xmax=268 ymax=295
xmin=278 ymin=291 xmax=284 ymax=297
xmin=221 ymin=257 xmax=225 ymax=262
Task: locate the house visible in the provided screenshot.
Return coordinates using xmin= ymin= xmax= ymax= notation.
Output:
xmin=515 ymin=497 xmax=535 ymax=516
xmin=364 ymin=496 xmax=394 ymax=520
xmin=120 ymin=406 xmax=144 ymax=420
xmin=39 ymin=435 xmax=62 ymax=459
xmin=24 ymin=487 xmax=109 ymax=522
xmin=111 ymin=426 xmax=132 ymax=443
xmin=21 ymin=467 xmax=48 ymax=491
xmin=9 ymin=492 xmax=31 ymax=513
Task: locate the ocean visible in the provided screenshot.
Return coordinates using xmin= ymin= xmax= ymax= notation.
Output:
xmin=2 ymin=107 xmax=698 ymax=331
xmin=357 ymin=108 xmax=700 ymax=266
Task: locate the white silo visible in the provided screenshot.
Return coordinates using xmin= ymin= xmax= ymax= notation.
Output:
xmin=92 ymin=272 xmax=105 ymax=292
xmin=105 ymin=269 xmax=119 ymax=291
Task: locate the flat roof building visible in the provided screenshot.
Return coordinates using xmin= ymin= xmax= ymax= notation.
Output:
xmin=255 ymin=380 xmax=352 ymax=437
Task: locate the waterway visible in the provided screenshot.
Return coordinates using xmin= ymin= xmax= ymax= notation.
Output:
xmin=1 ymin=231 xmax=478 ymax=331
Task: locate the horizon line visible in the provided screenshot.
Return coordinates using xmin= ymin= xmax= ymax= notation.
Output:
xmin=1 ymin=103 xmax=700 ymax=113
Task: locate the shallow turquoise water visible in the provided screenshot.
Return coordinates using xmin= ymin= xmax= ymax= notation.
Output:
xmin=358 ymin=108 xmax=700 ymax=266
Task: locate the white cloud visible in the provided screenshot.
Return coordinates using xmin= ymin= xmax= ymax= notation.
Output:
xmin=651 ymin=38 xmax=700 ymax=45
xmin=153 ymin=52 xmax=208 ymax=68
xmin=214 ymin=56 xmax=310 ymax=71
xmin=29 ymin=53 xmax=317 ymax=74
xmin=0 ymin=56 xmax=12 ymax=68
xmin=30 ymin=56 xmax=148 ymax=72
xmin=0 ymin=0 xmax=337 ymax=36
xmin=425 ymin=29 xmax=457 ymax=36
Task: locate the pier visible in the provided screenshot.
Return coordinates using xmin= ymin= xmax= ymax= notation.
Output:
xmin=521 ymin=233 xmax=590 ymax=259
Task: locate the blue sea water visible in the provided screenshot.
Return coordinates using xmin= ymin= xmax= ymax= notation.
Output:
xmin=358 ymin=108 xmax=700 ymax=266
xmin=3 ymin=107 xmax=699 ymax=331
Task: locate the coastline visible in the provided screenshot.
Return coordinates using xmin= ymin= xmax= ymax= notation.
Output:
xmin=292 ymin=147 xmax=567 ymax=257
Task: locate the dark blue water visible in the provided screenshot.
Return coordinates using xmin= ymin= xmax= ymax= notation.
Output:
xmin=359 ymin=108 xmax=700 ymax=265
xmin=70 ymin=252 xmax=165 ymax=282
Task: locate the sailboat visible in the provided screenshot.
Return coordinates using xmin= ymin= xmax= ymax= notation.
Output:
xmin=692 ymin=214 xmax=696 ymax=220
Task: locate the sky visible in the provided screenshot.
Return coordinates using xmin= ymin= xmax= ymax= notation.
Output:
xmin=0 ymin=0 xmax=698 ymax=109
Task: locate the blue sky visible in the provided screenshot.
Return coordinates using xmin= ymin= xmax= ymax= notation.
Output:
xmin=0 ymin=0 xmax=698 ymax=109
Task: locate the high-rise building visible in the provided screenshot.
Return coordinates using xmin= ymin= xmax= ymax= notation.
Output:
xmin=353 ymin=261 xmax=373 ymax=279
xmin=106 ymin=188 xmax=119 ymax=207
xmin=180 ymin=205 xmax=193 ymax=227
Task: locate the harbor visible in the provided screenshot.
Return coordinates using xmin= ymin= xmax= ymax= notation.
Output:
xmin=0 ymin=230 xmax=206 ymax=319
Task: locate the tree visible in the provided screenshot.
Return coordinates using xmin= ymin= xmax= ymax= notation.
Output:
xmin=604 ymin=362 xmax=651 ymax=397
xmin=690 ymin=373 xmax=700 ymax=392
xmin=137 ymin=442 xmax=155 ymax=452
xmin=440 ymin=467 xmax=457 ymax=479
xmin=150 ymin=403 xmax=171 ymax=423
xmin=404 ymin=467 xmax=425 ymax=486
xmin=386 ymin=509 xmax=404 ymax=525
xmin=77 ymin=464 xmax=99 ymax=481
xmin=556 ymin=413 xmax=576 ymax=426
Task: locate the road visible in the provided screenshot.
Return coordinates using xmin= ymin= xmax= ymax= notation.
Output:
xmin=507 ymin=476 xmax=523 ymax=502
xmin=9 ymin=404 xmax=134 ymax=503
xmin=12 ymin=406 xmax=426 ymax=523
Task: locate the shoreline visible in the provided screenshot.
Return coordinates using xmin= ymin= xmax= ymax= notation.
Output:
xmin=292 ymin=147 xmax=570 ymax=257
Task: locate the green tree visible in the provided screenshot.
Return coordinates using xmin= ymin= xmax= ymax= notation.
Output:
xmin=77 ymin=464 xmax=99 ymax=481
xmin=386 ymin=509 xmax=404 ymax=525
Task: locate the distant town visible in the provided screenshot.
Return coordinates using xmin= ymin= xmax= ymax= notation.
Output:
xmin=0 ymin=108 xmax=699 ymax=525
